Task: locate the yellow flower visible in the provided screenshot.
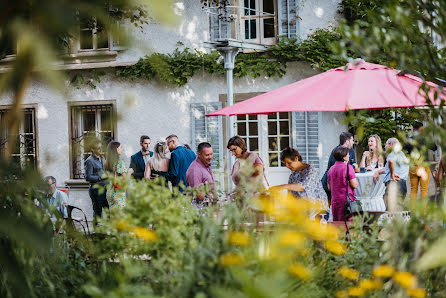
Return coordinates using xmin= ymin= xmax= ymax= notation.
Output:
xmin=304 ymin=221 xmax=341 ymax=241
xmin=338 ymin=266 xmax=360 ymax=280
xmin=288 ymin=263 xmax=312 ymax=280
xmin=347 ymin=287 xmax=366 ymax=297
xmin=114 ymin=219 xmax=131 ymax=231
xmin=131 ymin=227 xmax=158 ymax=242
xmin=335 ymin=290 xmax=348 ymax=298
xmin=372 ymin=265 xmax=395 ymax=278
xmin=228 ymin=231 xmax=251 ymax=246
xmin=358 ymin=279 xmax=383 ymax=290
xmin=219 ymin=253 xmax=245 ymax=267
xmin=325 ymin=240 xmax=347 ymax=255
xmin=393 ymin=271 xmax=417 ymax=289
xmin=277 ymin=230 xmax=306 ymax=248
xmin=406 ymin=288 xmax=427 ymax=298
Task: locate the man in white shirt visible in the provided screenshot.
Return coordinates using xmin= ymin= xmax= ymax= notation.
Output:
xmin=44 ymin=176 xmax=69 ymax=217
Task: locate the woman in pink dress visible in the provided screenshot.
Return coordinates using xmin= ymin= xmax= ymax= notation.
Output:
xmin=327 ymin=146 xmax=359 ymax=221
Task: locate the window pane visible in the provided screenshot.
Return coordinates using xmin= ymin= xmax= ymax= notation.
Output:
xmin=249 ymin=137 xmax=258 ymax=151
xmin=237 ymin=114 xmax=246 ymax=121
xmin=101 ymin=110 xmax=111 ymax=131
xmin=269 ymin=153 xmax=278 ymax=167
xmin=280 ymin=136 xmax=290 ymax=150
xmin=268 ymin=137 xmax=278 ymax=151
xmin=279 ymin=112 xmax=288 ymax=119
xmin=263 ymin=0 xmax=274 ymax=14
xmin=80 ymin=29 xmax=93 ymax=50
xmin=24 ymin=136 xmax=34 ymax=154
xmin=279 ymin=121 xmax=289 ymax=135
xmin=83 ymin=111 xmax=96 ymax=132
xmin=245 ymin=19 xmax=257 ymax=39
xmin=268 ymin=121 xmax=277 ymax=135
xmin=263 ymin=18 xmax=275 ymax=38
xmin=244 ymin=0 xmax=256 ymax=15
xmin=268 ymin=113 xmax=277 ymax=119
xmin=96 ymin=23 xmax=108 ymax=49
xmin=248 ymin=122 xmax=258 ymax=135
xmin=24 ymin=113 xmax=33 ymax=133
xmin=237 ymin=122 xmax=246 ymax=136
xmin=248 ymin=114 xmax=257 ymax=120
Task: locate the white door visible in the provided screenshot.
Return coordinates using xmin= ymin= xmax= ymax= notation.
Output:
xmin=235 ymin=112 xmax=292 ymax=186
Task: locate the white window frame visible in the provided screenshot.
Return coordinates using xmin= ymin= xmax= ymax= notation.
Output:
xmin=239 ymin=0 xmax=277 ymax=45
xmin=267 ymin=112 xmax=291 ymax=168
xmin=235 ymin=112 xmax=292 ymax=168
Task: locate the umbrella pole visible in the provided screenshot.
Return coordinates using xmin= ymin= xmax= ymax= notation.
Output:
xmin=217 ymin=47 xmax=239 ymax=191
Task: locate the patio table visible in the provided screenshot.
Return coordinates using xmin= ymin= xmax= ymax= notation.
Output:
xmin=356 ymin=171 xmax=386 ymax=212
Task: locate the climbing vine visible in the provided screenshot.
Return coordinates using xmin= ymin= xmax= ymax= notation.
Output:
xmin=111 ymin=28 xmax=346 ymax=87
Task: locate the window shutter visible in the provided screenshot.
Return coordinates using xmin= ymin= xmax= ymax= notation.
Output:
xmin=292 ymin=111 xmax=320 ymax=170
xmin=109 ymin=21 xmax=126 ymax=51
xmin=191 ymin=102 xmax=223 ymax=169
xmin=209 ymin=5 xmax=232 ymax=41
xmin=277 ymin=0 xmax=300 ymax=38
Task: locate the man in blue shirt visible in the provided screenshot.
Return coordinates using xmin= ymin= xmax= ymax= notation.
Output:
xmin=165 ymin=134 xmax=196 ymax=191
xmin=130 ymin=135 xmax=153 ymax=179
xmin=43 ymin=176 xmax=69 ymax=217
xmin=321 ymin=132 xmax=359 ymax=200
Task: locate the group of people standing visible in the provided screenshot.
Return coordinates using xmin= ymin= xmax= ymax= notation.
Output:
xmin=47 ymin=120 xmax=438 ymax=223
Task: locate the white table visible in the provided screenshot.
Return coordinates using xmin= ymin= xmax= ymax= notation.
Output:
xmin=355 ymin=171 xmax=386 ymax=211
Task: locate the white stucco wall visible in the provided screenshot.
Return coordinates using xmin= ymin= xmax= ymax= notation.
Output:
xmin=299 ymin=0 xmax=341 ymax=38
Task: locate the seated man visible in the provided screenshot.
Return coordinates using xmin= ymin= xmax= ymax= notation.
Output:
xmin=186 ymin=142 xmax=216 ymax=207
xmin=43 ymin=176 xmax=69 ymax=217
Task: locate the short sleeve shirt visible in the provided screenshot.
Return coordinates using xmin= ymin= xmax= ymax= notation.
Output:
xmin=186 ymin=158 xmax=215 ymax=188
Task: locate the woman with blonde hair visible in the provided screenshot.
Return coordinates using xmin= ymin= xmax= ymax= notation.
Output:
xmin=144 ymin=141 xmax=170 ymax=179
xmin=360 ymin=134 xmax=385 ymax=170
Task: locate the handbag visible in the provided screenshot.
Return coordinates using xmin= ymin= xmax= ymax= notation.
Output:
xmin=344 ymin=162 xmax=362 ymax=218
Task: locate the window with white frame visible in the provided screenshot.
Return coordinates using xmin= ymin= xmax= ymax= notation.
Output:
xmin=267 ymin=112 xmax=291 ymax=167
xmin=70 ymin=103 xmax=115 ymax=179
xmin=0 ymin=108 xmax=38 ymax=168
xmin=240 ymin=0 xmax=277 ymax=45
xmin=78 ymin=16 xmax=110 ymax=51
xmin=235 ymin=112 xmax=291 ymax=167
xmin=236 ymin=114 xmax=260 ymax=153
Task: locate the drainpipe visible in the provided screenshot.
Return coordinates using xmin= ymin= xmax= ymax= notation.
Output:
xmin=217 ymin=46 xmax=240 ymax=189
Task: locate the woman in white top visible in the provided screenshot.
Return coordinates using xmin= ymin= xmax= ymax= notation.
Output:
xmin=360 ymin=134 xmax=385 ymax=170
xmin=144 ymin=142 xmax=170 ymax=179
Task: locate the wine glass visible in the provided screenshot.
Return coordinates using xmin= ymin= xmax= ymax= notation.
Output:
xmin=370 ymin=161 xmax=377 ymax=169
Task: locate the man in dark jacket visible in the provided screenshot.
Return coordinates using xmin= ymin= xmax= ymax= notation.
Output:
xmin=165 ymin=134 xmax=196 ymax=191
xmin=129 ymin=135 xmax=153 ymax=179
xmin=85 ymin=140 xmax=108 ymax=219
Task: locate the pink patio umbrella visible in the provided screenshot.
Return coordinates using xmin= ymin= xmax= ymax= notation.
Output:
xmin=207 ymin=61 xmax=444 ymax=116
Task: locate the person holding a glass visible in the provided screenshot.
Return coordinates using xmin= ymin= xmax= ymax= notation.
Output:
xmin=360 ymin=134 xmax=385 ymax=171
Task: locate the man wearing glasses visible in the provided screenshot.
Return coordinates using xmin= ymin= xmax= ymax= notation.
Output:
xmin=85 ymin=140 xmax=108 ymax=220
xmin=44 ymin=176 xmax=68 ymax=217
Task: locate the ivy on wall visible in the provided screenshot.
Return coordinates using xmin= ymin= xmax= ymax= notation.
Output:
xmin=111 ymin=29 xmax=345 ymax=87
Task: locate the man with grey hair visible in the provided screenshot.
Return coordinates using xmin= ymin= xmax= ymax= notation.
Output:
xmin=374 ymin=138 xmax=409 ymax=207
xmin=43 ymin=176 xmax=69 ymax=217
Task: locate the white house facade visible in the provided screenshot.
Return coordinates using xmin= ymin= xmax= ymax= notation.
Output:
xmin=0 ymin=0 xmax=346 ymax=216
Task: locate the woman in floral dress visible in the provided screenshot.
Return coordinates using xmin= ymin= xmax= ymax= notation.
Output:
xmin=270 ymin=147 xmax=329 ymax=219
xmin=105 ymin=141 xmax=133 ymax=209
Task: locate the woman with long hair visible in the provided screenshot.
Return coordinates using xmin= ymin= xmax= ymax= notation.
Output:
xmin=144 ymin=141 xmax=170 ymax=179
xmin=105 ymin=141 xmax=133 ymax=209
xmin=360 ymin=134 xmax=385 ymax=170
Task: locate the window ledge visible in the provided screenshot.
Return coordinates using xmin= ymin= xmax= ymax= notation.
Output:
xmin=65 ymin=179 xmax=90 ymax=188
xmin=62 ymin=50 xmax=118 ymax=64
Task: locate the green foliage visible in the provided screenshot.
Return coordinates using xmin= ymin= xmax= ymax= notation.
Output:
xmin=114 ymin=30 xmax=347 ymax=88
